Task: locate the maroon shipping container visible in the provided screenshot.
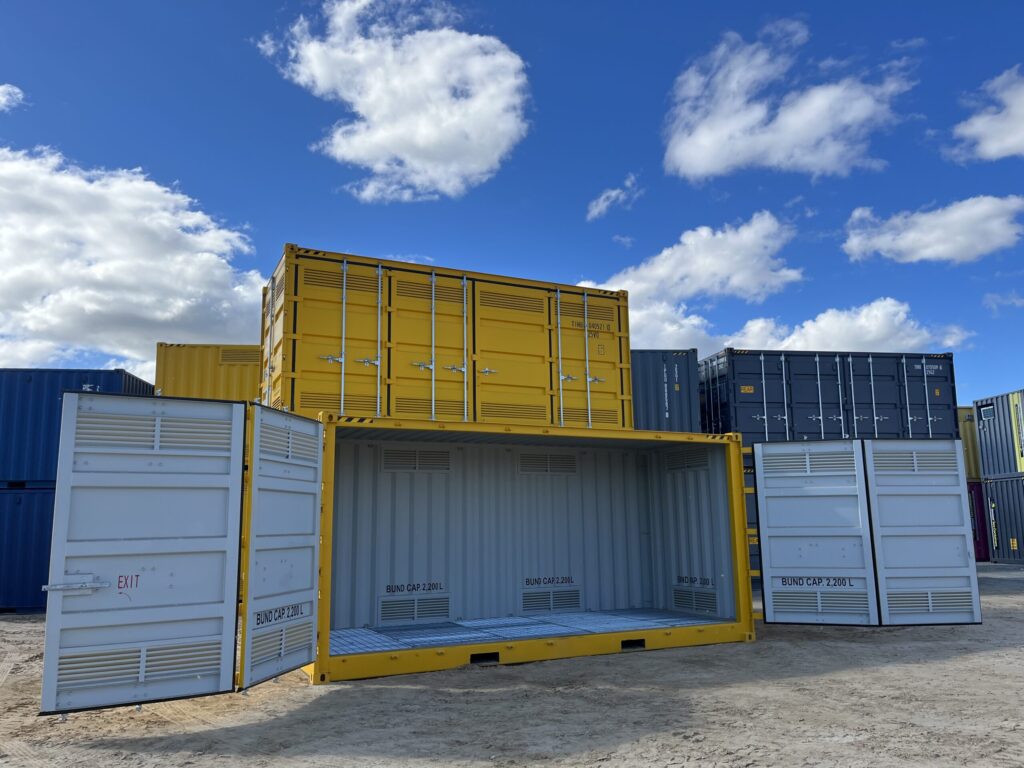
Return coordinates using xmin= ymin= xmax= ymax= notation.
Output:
xmin=968 ymin=481 xmax=990 ymax=562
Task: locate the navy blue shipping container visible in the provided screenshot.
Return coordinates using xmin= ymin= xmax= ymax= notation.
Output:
xmin=0 ymin=488 xmax=55 ymax=611
xmin=984 ymin=475 xmax=1024 ymax=564
xmin=630 ymin=349 xmax=700 ymax=433
xmin=973 ymin=390 xmax=1024 ymax=480
xmin=700 ymin=349 xmax=958 ymax=444
xmin=0 ymin=369 xmax=152 ymax=485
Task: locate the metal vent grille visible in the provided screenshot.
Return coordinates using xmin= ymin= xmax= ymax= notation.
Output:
xmin=382 ymin=448 xmax=451 ymax=472
xmin=159 ymin=417 xmax=233 ymax=452
xmin=379 ymin=596 xmax=451 ymax=623
xmin=874 ymin=451 xmax=959 ymax=473
xmin=396 ymin=280 xmax=464 ymax=303
xmin=672 ymin=587 xmax=718 ymax=614
xmin=561 ymin=407 xmax=619 ymax=425
xmin=283 ymin=621 xmax=314 ymax=654
xmin=557 ymin=302 xmax=616 ymax=322
xmin=888 ymin=590 xmax=974 ymax=614
xmin=272 ymin=275 xmax=285 ymax=303
xmin=665 ymin=447 xmax=710 ymax=471
xmin=219 ymin=348 xmax=260 ymax=364
xmin=820 ymin=592 xmax=870 ymax=614
xmin=251 ymin=628 xmax=284 ymax=667
xmin=479 ymin=290 xmax=545 ymax=313
xmin=521 ymin=589 xmax=581 ymax=613
xmin=395 ymin=398 xmax=465 ymax=418
xmin=771 ymin=592 xmax=819 ymax=612
xmin=481 ymin=402 xmax=547 ymax=421
xmin=518 ymin=453 xmax=578 ymax=474
xmin=303 ymin=268 xmax=378 ymax=292
xmin=761 ymin=452 xmax=855 ymax=475
xmin=75 ymin=413 xmax=157 ymax=449
xmin=144 ymin=640 xmax=221 ymax=682
xmin=56 ymin=648 xmax=142 ymax=691
xmin=300 ymin=392 xmax=377 ymax=412
xmin=808 ymin=452 xmax=857 ymax=474
xmin=761 ymin=453 xmax=809 ymax=474
xmin=259 ymin=424 xmax=319 ymax=463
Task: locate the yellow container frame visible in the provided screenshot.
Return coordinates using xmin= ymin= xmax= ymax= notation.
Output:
xmin=304 ymin=416 xmax=755 ymax=683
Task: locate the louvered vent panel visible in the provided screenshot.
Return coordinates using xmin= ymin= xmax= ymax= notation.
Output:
xmin=561 ymin=407 xmax=619 ymax=425
xmin=396 ymin=398 xmax=465 ymax=418
xmin=300 ymin=392 xmax=377 ymax=412
xmin=551 ymin=589 xmax=582 ymax=611
xmin=251 ymin=628 xmax=283 ymax=666
xmin=887 ymin=591 xmax=931 ymax=614
xmin=380 ymin=599 xmax=417 ymax=623
xmin=479 ymin=291 xmax=545 ymax=313
xmin=820 ymin=592 xmax=869 ymax=614
xmin=272 ymin=276 xmax=285 ymax=303
xmin=672 ymin=587 xmax=718 ymax=614
xmin=518 ymin=453 xmax=577 ymax=474
xmin=382 ymin=449 xmax=451 ymax=472
xmin=481 ymin=402 xmax=547 ymax=421
xmin=396 ymin=281 xmax=464 ymax=303
xmin=75 ymin=413 xmax=157 ymax=449
xmin=56 ymin=648 xmax=142 ymax=691
xmin=809 ymin=452 xmax=856 ymax=474
xmin=219 ymin=348 xmax=260 ymax=364
xmin=159 ymin=417 xmax=233 ymax=452
xmin=382 ymin=449 xmax=417 ymax=472
xmin=771 ymin=592 xmax=819 ymax=612
xmin=914 ymin=452 xmax=959 ymax=472
xmin=416 ymin=450 xmax=451 ymax=471
xmin=522 ymin=592 xmax=553 ymax=613
xmin=665 ymin=447 xmax=710 ymax=471
xmin=259 ymin=424 xmax=291 ymax=458
xmin=548 ymin=454 xmax=578 ymax=474
xmin=873 ymin=452 xmax=917 ymax=472
xmin=283 ymin=622 xmax=314 ymax=654
xmin=303 ymin=268 xmax=378 ymax=293
xmin=519 ymin=454 xmax=550 ymax=474
xmin=557 ymin=302 xmax=615 ymax=322
xmin=416 ymin=597 xmax=451 ymax=620
xmin=761 ymin=454 xmax=809 ymax=475
xmin=930 ymin=591 xmax=974 ymax=611
xmin=144 ymin=640 xmax=221 ymax=682
xmin=272 ymin=397 xmax=284 ymax=409
xmin=289 ymin=432 xmax=320 ymax=462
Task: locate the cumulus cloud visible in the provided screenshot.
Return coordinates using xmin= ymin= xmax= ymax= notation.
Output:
xmin=983 ymin=291 xmax=1024 ymax=314
xmin=952 ymin=65 xmax=1024 ymax=161
xmin=586 ymin=173 xmax=643 ymax=221
xmin=0 ymin=147 xmax=263 ymax=378
xmin=663 ymin=19 xmax=912 ymax=181
xmin=843 ymin=195 xmax=1024 ymax=263
xmin=268 ymin=0 xmax=529 ymax=202
xmin=891 ymin=37 xmax=926 ymax=50
xmin=611 ymin=234 xmax=634 ymax=248
xmin=0 ymin=84 xmax=25 ymax=112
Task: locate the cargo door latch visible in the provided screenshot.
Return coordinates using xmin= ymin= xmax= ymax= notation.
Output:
xmin=443 ymin=363 xmax=466 ymax=374
xmin=319 ymin=354 xmax=343 ymax=365
xmin=480 ymin=368 xmax=498 ymax=376
xmin=356 ymin=356 xmax=380 ymax=367
xmin=411 ymin=360 xmax=434 ymax=371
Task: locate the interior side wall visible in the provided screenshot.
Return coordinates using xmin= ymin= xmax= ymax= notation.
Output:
xmin=331 ymin=439 xmax=733 ymax=631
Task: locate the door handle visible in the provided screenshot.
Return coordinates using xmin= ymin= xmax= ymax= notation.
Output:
xmin=480 ymin=368 xmax=498 ymax=376
xmin=43 ymin=579 xmax=110 ymax=592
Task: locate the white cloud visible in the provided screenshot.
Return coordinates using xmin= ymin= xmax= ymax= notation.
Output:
xmin=583 ymin=211 xmax=800 ymax=311
xmin=891 ymin=37 xmax=926 ymax=50
xmin=983 ymin=291 xmax=1024 ymax=314
xmin=611 ymin=234 xmax=634 ymax=248
xmin=270 ymin=0 xmax=529 ymax=202
xmin=663 ymin=19 xmax=912 ymax=181
xmin=0 ymin=146 xmax=263 ymax=379
xmin=0 ymin=84 xmax=25 ymax=112
xmin=586 ymin=173 xmax=643 ymax=221
xmin=952 ymin=65 xmax=1024 ymax=161
xmin=843 ymin=195 xmax=1024 ymax=263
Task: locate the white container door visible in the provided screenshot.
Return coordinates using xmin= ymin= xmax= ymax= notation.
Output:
xmin=237 ymin=406 xmax=323 ymax=687
xmin=40 ymin=394 xmax=246 ymax=714
xmin=864 ymin=439 xmax=981 ymax=625
xmin=755 ymin=441 xmax=879 ymax=625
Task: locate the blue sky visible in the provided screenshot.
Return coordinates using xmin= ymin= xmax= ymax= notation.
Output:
xmin=0 ymin=1 xmax=1022 ymax=402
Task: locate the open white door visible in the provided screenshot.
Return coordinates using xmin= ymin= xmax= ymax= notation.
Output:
xmin=41 ymin=394 xmax=246 ymax=714
xmin=755 ymin=441 xmax=880 ymax=626
xmin=237 ymin=406 xmax=322 ymax=689
xmin=864 ymin=439 xmax=982 ymax=625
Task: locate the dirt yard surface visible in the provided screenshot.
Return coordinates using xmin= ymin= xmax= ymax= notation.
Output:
xmin=2 ymin=563 xmax=1022 ymax=767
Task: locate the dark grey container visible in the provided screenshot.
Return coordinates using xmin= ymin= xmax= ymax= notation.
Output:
xmin=630 ymin=349 xmax=700 ymax=433
xmin=700 ymin=349 xmax=959 ymax=444
xmin=974 ymin=390 xmax=1024 ymax=480
xmin=983 ymin=475 xmax=1024 ymax=564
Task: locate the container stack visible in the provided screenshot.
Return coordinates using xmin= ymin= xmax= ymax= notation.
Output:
xmin=0 ymin=369 xmax=153 ymax=611
xmin=155 ymin=343 xmax=262 ymax=402
xmin=958 ymin=407 xmax=989 ymax=562
xmin=974 ymin=389 xmax=1024 ymax=563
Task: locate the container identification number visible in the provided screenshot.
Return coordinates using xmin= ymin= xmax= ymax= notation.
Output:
xmin=385 ymin=582 xmax=445 ymax=594
xmin=254 ymin=602 xmax=308 ymax=628
xmin=524 ymin=576 xmax=576 ymax=587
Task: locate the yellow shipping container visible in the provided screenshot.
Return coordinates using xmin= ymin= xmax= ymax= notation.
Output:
xmin=958 ymin=406 xmax=982 ymax=481
xmin=262 ymin=244 xmax=634 ymax=428
xmin=155 ymin=343 xmax=261 ymax=402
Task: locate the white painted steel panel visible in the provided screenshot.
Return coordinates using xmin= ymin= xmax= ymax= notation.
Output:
xmin=755 ymin=441 xmax=879 ymax=625
xmin=864 ymin=439 xmax=981 ymax=625
xmin=239 ymin=407 xmax=323 ymax=687
xmin=40 ymin=394 xmax=245 ymax=714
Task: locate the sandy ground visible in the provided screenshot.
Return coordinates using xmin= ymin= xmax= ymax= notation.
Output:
xmin=2 ymin=564 xmax=1022 ymax=768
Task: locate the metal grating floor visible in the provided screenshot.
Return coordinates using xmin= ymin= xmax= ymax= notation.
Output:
xmin=329 ymin=609 xmax=720 ymax=656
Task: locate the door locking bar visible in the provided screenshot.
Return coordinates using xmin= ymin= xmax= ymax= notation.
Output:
xmin=43 ymin=580 xmax=110 ymax=592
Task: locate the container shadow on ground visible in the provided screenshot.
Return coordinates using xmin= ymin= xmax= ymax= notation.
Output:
xmin=74 ymin=565 xmax=1024 ymax=764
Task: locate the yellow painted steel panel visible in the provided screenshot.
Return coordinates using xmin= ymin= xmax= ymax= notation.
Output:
xmin=155 ymin=343 xmax=261 ymax=402
xmin=263 ymin=244 xmax=632 ymax=429
xmin=1012 ymin=392 xmax=1024 ymax=474
xmin=957 ymin=406 xmax=983 ymax=481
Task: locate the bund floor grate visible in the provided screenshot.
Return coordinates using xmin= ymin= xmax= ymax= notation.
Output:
xmin=329 ymin=609 xmax=719 ymax=656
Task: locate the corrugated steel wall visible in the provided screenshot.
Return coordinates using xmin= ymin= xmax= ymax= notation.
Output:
xmin=984 ymin=475 xmax=1024 ymax=564
xmin=630 ymin=350 xmax=700 ymax=433
xmin=974 ymin=391 xmax=1024 ymax=479
xmin=155 ymin=343 xmax=261 ymax=402
xmin=958 ymin=407 xmax=982 ymax=481
xmin=0 ymin=489 xmax=55 ymax=610
xmin=0 ymin=369 xmax=152 ymax=485
xmin=330 ymin=438 xmax=735 ymax=630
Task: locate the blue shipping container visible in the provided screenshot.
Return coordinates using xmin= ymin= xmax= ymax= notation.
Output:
xmin=630 ymin=349 xmax=701 ymax=433
xmin=0 ymin=369 xmax=152 ymax=485
xmin=0 ymin=488 xmax=55 ymax=611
